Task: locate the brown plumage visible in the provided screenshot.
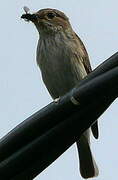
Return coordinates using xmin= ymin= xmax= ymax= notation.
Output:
xmin=21 ymin=8 xmax=99 ymax=178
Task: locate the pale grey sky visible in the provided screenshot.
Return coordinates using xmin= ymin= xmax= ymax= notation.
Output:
xmin=0 ymin=0 xmax=118 ymax=180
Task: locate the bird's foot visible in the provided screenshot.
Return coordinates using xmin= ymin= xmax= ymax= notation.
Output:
xmin=54 ymin=97 xmax=60 ymax=104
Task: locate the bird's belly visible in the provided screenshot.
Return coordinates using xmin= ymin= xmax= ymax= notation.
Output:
xmin=37 ymin=37 xmax=88 ymax=99
xmin=41 ymin=61 xmax=83 ymax=99
xmin=37 ymin=40 xmax=87 ymax=99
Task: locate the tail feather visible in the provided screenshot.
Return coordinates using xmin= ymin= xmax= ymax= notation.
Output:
xmin=91 ymin=121 xmax=99 ymax=139
xmin=77 ymin=130 xmax=99 ymax=179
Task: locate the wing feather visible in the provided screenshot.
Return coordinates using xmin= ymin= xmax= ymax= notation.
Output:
xmin=75 ymin=33 xmax=99 ymax=139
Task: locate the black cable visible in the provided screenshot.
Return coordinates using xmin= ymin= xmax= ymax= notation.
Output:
xmin=0 ymin=53 xmax=118 ymax=179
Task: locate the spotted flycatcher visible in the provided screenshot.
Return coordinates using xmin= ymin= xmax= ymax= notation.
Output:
xmin=21 ymin=8 xmax=99 ymax=179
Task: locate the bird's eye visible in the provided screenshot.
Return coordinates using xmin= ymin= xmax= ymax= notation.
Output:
xmin=47 ymin=12 xmax=56 ymax=19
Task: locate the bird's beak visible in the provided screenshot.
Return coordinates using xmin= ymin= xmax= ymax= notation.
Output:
xmin=21 ymin=13 xmax=38 ymax=22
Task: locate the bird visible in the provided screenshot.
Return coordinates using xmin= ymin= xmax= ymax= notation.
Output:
xmin=21 ymin=8 xmax=99 ymax=179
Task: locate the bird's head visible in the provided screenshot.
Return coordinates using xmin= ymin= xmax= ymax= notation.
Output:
xmin=21 ymin=8 xmax=72 ymax=35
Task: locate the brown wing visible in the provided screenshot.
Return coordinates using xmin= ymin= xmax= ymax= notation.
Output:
xmin=75 ymin=33 xmax=92 ymax=74
xmin=75 ymin=33 xmax=99 ymax=139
